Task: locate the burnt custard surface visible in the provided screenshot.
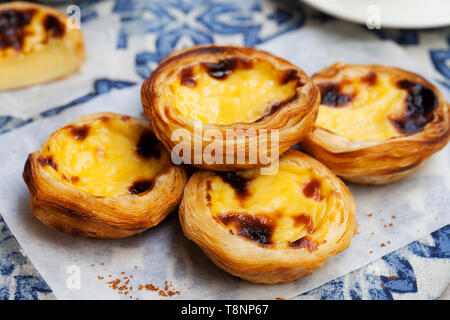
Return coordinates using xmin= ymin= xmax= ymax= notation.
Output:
xmin=142 ymin=45 xmax=320 ymax=171
xmin=0 ymin=1 xmax=85 ymax=91
xmin=301 ymin=63 xmax=450 ymax=185
xmin=315 ymin=66 xmax=438 ymax=141
xmin=23 ymin=113 xmax=187 ymax=239
xmin=179 ymin=150 xmax=357 ymax=284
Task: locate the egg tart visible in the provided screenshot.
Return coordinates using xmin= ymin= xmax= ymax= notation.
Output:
xmin=300 ymin=63 xmax=450 ymax=185
xmin=141 ymin=45 xmax=320 ymax=171
xmin=179 ymin=149 xmax=357 ymax=284
xmin=23 ymin=113 xmax=187 ymax=239
xmin=0 ymin=1 xmax=85 ymax=91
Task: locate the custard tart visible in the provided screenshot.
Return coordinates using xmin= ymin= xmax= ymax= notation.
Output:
xmin=300 ymin=63 xmax=450 ymax=185
xmin=0 ymin=1 xmax=85 ymax=91
xmin=141 ymin=45 xmax=320 ymax=171
xmin=23 ymin=113 xmax=187 ymax=239
xmin=179 ymin=149 xmax=357 ymax=284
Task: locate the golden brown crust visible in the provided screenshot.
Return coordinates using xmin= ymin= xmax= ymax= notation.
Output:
xmin=23 ymin=112 xmax=188 ymax=239
xmin=179 ymin=149 xmax=357 ymax=284
xmin=141 ymin=44 xmax=320 ymax=171
xmin=0 ymin=1 xmax=85 ymax=91
xmin=300 ymin=63 xmax=450 ymax=185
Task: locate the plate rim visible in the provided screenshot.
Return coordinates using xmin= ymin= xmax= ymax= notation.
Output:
xmin=301 ymin=0 xmax=450 ymax=29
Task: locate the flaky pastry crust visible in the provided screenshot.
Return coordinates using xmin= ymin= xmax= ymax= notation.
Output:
xmin=300 ymin=63 xmax=450 ymax=185
xmin=141 ymin=44 xmax=320 ymax=171
xmin=179 ymin=150 xmax=357 ymax=284
xmin=23 ymin=112 xmax=187 ymax=239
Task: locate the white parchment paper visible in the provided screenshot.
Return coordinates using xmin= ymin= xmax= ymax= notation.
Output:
xmin=0 ymin=26 xmax=449 ymax=300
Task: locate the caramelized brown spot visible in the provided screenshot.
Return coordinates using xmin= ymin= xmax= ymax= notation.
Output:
xmin=202 ymin=57 xmax=252 ymax=80
xmin=258 ymin=92 xmax=298 ymax=120
xmin=390 ymin=80 xmax=438 ymax=135
xmin=293 ymin=214 xmax=315 ymax=234
xmin=70 ymin=176 xmax=79 ymax=184
xmin=216 ymin=171 xmax=251 ymax=199
xmin=136 ymin=130 xmax=160 ymax=159
xmin=43 ymin=14 xmax=65 ymax=38
xmin=99 ymin=116 xmax=110 ymax=122
xmin=121 ymin=115 xmax=131 ymax=121
xmin=218 ymin=213 xmax=274 ymax=245
xmin=302 ymin=179 xmax=324 ymax=201
xmin=128 ymin=180 xmax=153 ymax=195
xmin=288 ymin=237 xmax=317 ymax=251
xmin=280 ymin=69 xmax=300 ymax=85
xmin=180 ymin=66 xmax=196 ymax=87
xmin=318 ymin=83 xmax=353 ymax=107
xmin=69 ymin=125 xmax=90 ymax=141
xmin=361 ymin=71 xmax=378 ymax=86
xmin=205 ymin=180 xmax=212 ymax=206
xmin=38 ymin=156 xmax=57 ymax=170
xmin=0 ymin=9 xmax=36 ymax=50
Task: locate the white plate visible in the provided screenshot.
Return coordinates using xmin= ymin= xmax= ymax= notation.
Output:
xmin=302 ymin=0 xmax=450 ymax=29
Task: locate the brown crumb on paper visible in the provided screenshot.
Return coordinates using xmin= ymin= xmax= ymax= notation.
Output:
xmin=97 ymin=264 xmax=183 ymax=298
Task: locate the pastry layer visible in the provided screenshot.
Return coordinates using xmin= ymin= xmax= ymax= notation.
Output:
xmin=39 ymin=115 xmax=166 ymax=197
xmin=179 ymin=149 xmax=357 ymax=283
xmin=315 ymin=70 xmax=437 ymax=141
xmin=142 ymin=44 xmax=320 ymax=171
xmin=168 ymin=58 xmax=299 ymax=124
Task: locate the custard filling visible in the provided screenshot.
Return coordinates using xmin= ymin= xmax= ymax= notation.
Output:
xmin=315 ymin=72 xmax=437 ymax=141
xmin=206 ymin=162 xmax=343 ymax=250
xmin=0 ymin=37 xmax=84 ymax=90
xmin=166 ymin=58 xmax=300 ymax=124
xmin=38 ymin=116 xmax=167 ymax=197
xmin=0 ymin=7 xmax=84 ymax=90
